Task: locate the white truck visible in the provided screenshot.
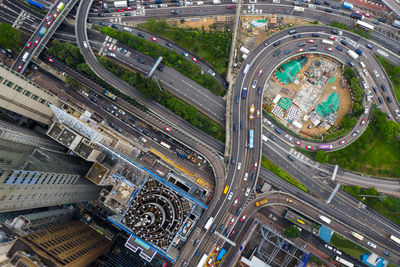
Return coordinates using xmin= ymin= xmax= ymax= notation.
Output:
xmin=347 ymin=49 xmax=359 ymax=60
xmin=213 ymin=0 xmax=221 ymax=4
xmin=22 ymin=52 xmax=30 ymax=62
xmin=114 ymin=1 xmax=128 ymax=8
xmin=293 ymin=6 xmax=304 ymax=12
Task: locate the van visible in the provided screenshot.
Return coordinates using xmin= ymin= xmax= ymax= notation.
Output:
xmin=240 ymin=121 xmax=244 ymax=130
xmin=325 ymin=8 xmax=333 ymax=12
xmin=336 ymin=46 xmax=343 ymax=51
xmin=273 ymin=41 xmax=281 ymax=46
xmin=273 ymin=50 xmax=281 ymax=57
xmin=297 ymin=42 xmax=306 ymax=47
xmin=138 ymin=32 xmax=145 ymax=37
xmin=268 ymin=134 xmax=276 ymax=141
xmin=111 ymin=24 xmax=119 ymax=29
xmin=289 ymin=29 xmax=297 ymax=34
xmin=309 ymin=46 xmax=317 ymax=51
xmin=275 ymin=128 xmax=282 ymax=135
xmin=381 ymin=84 xmax=387 ymax=92
xmin=210 ymin=223 xmax=217 ymax=233
xmin=288 ymin=155 xmax=295 ymax=161
xmin=194 ymin=249 xmax=200 ymax=256
xmin=387 ymin=96 xmax=392 ymax=103
xmin=197 ymin=1 xmax=204 ymax=5
xmin=251 ymin=173 xmax=256 ymax=182
xmin=231 ymin=157 xmax=236 ymax=165
xmin=359 ymin=61 xmax=366 ymax=68
xmin=237 ymin=163 xmax=242 ymax=170
xmin=244 ymin=173 xmax=248 ymax=181
xmin=193 ymin=239 xmax=200 ymax=246
xmin=234 ymin=123 xmax=238 ymax=132
xmin=245 ymin=187 xmax=251 ymax=196
xmin=340 ymin=40 xmax=347 ymax=46
xmin=311 ymin=33 xmax=320 ymax=37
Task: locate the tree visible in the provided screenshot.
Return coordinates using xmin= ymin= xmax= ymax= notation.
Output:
xmin=284 ymin=225 xmax=301 ymax=239
xmin=315 ymin=150 xmax=329 ymax=163
xmin=0 ymin=22 xmax=22 ymax=51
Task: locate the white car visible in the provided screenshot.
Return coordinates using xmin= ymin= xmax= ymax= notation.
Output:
xmin=367 ymin=241 xmax=376 ymax=249
xmin=227 ymin=192 xmax=234 ymax=200
xmin=243 ymin=173 xmax=248 ymax=181
xmin=118 ymin=109 xmax=126 ymax=115
xmin=324 ymin=244 xmax=333 ymax=250
xmin=208 ymin=69 xmax=216 ymax=76
xmin=284 ymin=134 xmax=293 ymax=141
xmin=245 ymin=187 xmax=251 ymax=196
xmin=373 ymin=70 xmax=380 ymax=77
xmin=333 ymin=248 xmax=342 ymax=255
xmin=364 ymin=105 xmax=369 ymax=114
xmin=352 ymin=130 xmax=360 ymax=136
xmin=237 ymin=163 xmax=242 ymax=170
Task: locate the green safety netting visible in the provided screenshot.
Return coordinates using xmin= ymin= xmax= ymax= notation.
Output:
xmin=278 ymin=97 xmax=292 ymax=110
xmin=275 ymin=56 xmax=308 ymax=85
xmin=316 ymin=92 xmax=339 ymax=117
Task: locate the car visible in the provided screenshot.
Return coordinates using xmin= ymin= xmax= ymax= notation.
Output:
xmin=362 ymin=69 xmax=369 ymax=76
xmin=181 ymin=51 xmax=189 ymax=57
xmin=208 ymin=69 xmax=216 ymax=76
xmin=229 ymin=230 xmax=236 ymax=237
xmin=151 ymin=37 xmax=159 ymax=42
xmin=373 ymin=70 xmax=379 ymax=77
xmin=92 ymin=8 xmax=100 ymax=12
xmin=359 ymin=118 xmax=366 ymax=126
xmin=48 ymin=57 xmax=54 ymax=63
xmin=233 ymin=198 xmax=238 ymax=207
xmin=257 ymin=69 xmax=263 ymax=76
xmin=45 ymin=15 xmax=51 ymax=21
xmin=214 ymin=245 xmax=221 ymax=254
xmin=285 ymin=134 xmax=293 ymax=141
xmin=294 ymin=140 xmax=302 ymax=146
xmin=325 ymin=47 xmax=333 ymax=52
xmin=352 ymin=130 xmax=360 ymax=136
xmin=243 ymin=173 xmax=248 ymax=181
xmin=296 ymin=48 xmax=304 ymax=53
xmin=163 ymin=126 xmax=172 ymax=132
xmin=127 ymin=6 xmax=134 ymax=10
xmin=138 ymin=58 xmax=145 ymax=64
xmin=325 ymin=244 xmax=333 ymax=250
xmin=237 ymin=163 xmax=242 ymax=170
xmin=229 ymin=216 xmax=236 ymax=225
xmin=333 ymin=248 xmax=342 ymax=255
xmin=17 ymin=65 xmax=23 ymax=72
xmin=256 ymin=109 xmax=260 ymax=118
xmin=226 ymin=5 xmax=234 ymax=8
xmin=46 ymin=20 xmax=52 ymax=27
xmin=339 ymin=139 xmax=347 ymax=145
xmin=171 ymin=9 xmax=179 ymax=14
xmin=227 ymin=192 xmax=234 ymax=200
xmin=306 ymin=145 xmax=314 ymax=150
xmin=293 ymin=34 xmax=301 ymax=39
xmin=364 ymin=105 xmax=369 ymax=114
xmin=383 ymin=251 xmax=391 ymax=257
xmin=253 ymin=161 xmax=258 ymax=170
xmin=366 ymin=43 xmax=373 ymax=49
xmin=53 ymin=12 xmax=58 ymax=19
xmin=240 ymin=214 xmax=247 ymax=222
xmin=367 ymin=241 xmax=376 ymax=248
xmin=26 ymin=42 xmax=32 ymax=48
xmin=264 ymin=40 xmax=271 ymax=46
xmin=117 ymin=8 xmax=124 ymax=12
xmin=286 ymin=198 xmax=293 ymax=203
xmin=328 ymin=35 xmax=336 ymax=40
xmin=165 ymin=42 xmax=173 ymax=48
xmin=34 ymin=39 xmax=40 ymax=46
xmin=284 ymin=49 xmax=292 ymax=54
xmin=124 ymin=12 xmax=131 ymax=16
xmin=192 ymin=57 xmax=199 ymax=63
xmin=307 ymin=39 xmax=315 ymax=43
xmin=364 ymin=12 xmax=372 ymax=17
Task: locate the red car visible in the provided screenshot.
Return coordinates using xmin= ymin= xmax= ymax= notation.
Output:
xmin=48 ymin=57 xmax=54 ymax=63
xmin=233 ymin=198 xmax=238 ymax=207
xmin=306 ymin=145 xmax=314 ymax=150
xmin=46 ymin=20 xmax=52 ymax=27
xmin=17 ymin=65 xmax=23 ymax=72
xmin=126 ymin=6 xmax=134 ymax=10
xmin=53 ymin=12 xmax=59 ymax=19
xmin=229 ymin=216 xmax=236 ymax=225
xmin=307 ymin=39 xmax=315 ymax=43
xmin=257 ymin=69 xmax=263 ymax=76
xmin=151 ymin=37 xmax=159 ymax=42
xmin=339 ymin=139 xmax=347 ymax=145
xmin=26 ymin=42 xmax=32 ymax=48
xmin=192 ymin=57 xmax=199 ymax=63
xmin=256 ymin=110 xmax=260 ymax=118
xmin=225 ymin=5 xmax=234 ymax=8
xmin=325 ymin=47 xmax=333 ymax=52
xmin=364 ymin=12 xmax=372 ymax=18
xmin=294 ymin=140 xmax=302 ymax=146
xmin=328 ymin=35 xmax=336 ymax=40
xmin=163 ymin=126 xmax=172 ymax=132
xmin=229 ymin=230 xmax=235 ymax=237
xmin=117 ymin=8 xmax=124 ymax=12
xmin=240 ymin=214 xmax=247 ymax=222
xmin=297 ymin=48 xmax=304 ymax=53
xmin=45 ymin=15 xmax=51 ymax=21
xmin=34 ymin=39 xmax=40 ymax=46
xmin=360 ymin=118 xmax=366 ymax=126
xmin=253 ymin=161 xmax=258 ymax=170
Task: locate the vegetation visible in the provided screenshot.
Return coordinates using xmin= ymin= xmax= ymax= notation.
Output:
xmin=48 ymin=40 xmax=145 ymax=110
xmin=342 ymin=185 xmax=400 ymax=225
xmin=17 ymin=0 xmax=47 ymax=14
xmin=99 ymin=57 xmax=226 ymax=142
xmin=261 ymin=156 xmax=308 ymax=192
xmin=376 ymin=55 xmax=400 ymax=102
xmin=308 ymin=255 xmax=324 ymax=266
xmin=138 ymin=18 xmax=232 ymax=75
xmin=284 ymin=225 xmax=301 ymax=239
xmin=330 ymin=233 xmax=368 ymax=259
xmin=100 ymin=27 xmax=226 ymax=96
xmin=331 ymin=21 xmax=371 ymax=39
xmin=0 ymin=22 xmax=22 ymax=51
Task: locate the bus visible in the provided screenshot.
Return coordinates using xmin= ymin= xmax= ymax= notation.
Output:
xmin=255 ymin=198 xmax=268 ymax=206
xmin=318 ymin=144 xmax=333 ymax=150
xmin=242 ymin=64 xmax=250 ymax=75
xmin=28 ymin=0 xmax=44 ymax=9
xmin=349 ymin=231 xmax=364 ymax=241
xmin=204 ymin=217 xmax=214 ymax=230
xmin=248 ymin=130 xmax=254 ymax=149
xmin=103 ymin=90 xmax=117 ymax=100
xmin=56 ymin=2 xmax=65 ymax=12
xmin=39 ymin=27 xmax=47 ymax=37
xmin=335 ymin=256 xmax=354 ymax=267
xmin=216 ymin=249 xmax=226 ymax=261
xmin=297 ymin=219 xmax=305 ymax=225
xmin=197 ymin=254 xmax=208 ymax=267
xmin=388 ymin=234 xmax=400 ymax=245
xmin=355 ymin=20 xmax=374 ymax=31
xmin=223 ymin=185 xmax=229 ymax=194
xmin=160 ymin=141 xmax=171 ymax=150
xmin=322 ymin=39 xmax=334 ymax=45
xmin=318 ymin=214 xmax=331 ymax=224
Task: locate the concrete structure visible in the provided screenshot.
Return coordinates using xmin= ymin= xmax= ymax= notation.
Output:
xmin=0 ymin=126 xmax=102 ymax=212
xmin=6 ymin=220 xmax=112 ymax=266
xmin=0 ymin=64 xmax=59 ymax=125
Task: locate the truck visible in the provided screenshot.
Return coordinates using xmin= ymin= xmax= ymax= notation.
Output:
xmin=349 ymin=231 xmax=364 ymax=241
xmin=341 ymin=2 xmax=353 ymax=10
xmin=39 ymin=26 xmax=47 ymax=37
xmin=393 ymin=20 xmax=400 ymax=29
xmin=347 ymin=49 xmax=359 ymax=60
xmin=56 ymin=2 xmax=65 ymax=12
xmin=204 ymin=217 xmax=214 ymax=230
xmin=318 ymin=214 xmax=331 ymax=224
xmin=240 ymin=46 xmax=250 ymax=55
xmin=350 ymin=12 xmax=364 ymax=20
xmin=213 ymin=0 xmax=221 ymax=4
xmin=114 ymin=1 xmax=128 ymax=7
xmin=355 ymin=48 xmax=363 ymax=56
xmin=216 ymin=249 xmax=226 ymax=261
xmin=22 ymin=52 xmax=30 ymax=62
xmin=293 ymin=6 xmax=304 ymax=12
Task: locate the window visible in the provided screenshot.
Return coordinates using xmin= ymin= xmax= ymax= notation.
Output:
xmin=6 ymin=81 xmax=13 ymax=88
xmin=24 ymin=90 xmax=31 ymax=97
xmin=0 ymin=75 xmax=3 ymax=82
xmin=2 ymin=79 xmax=7 ymax=85
xmin=15 ymin=86 xmax=23 ymax=92
xmin=31 ymin=94 xmax=39 ymax=101
xmin=39 ymin=99 xmax=46 ymax=104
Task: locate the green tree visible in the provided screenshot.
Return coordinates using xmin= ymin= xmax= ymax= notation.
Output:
xmin=0 ymin=22 xmax=22 ymax=51
xmin=284 ymin=225 xmax=301 ymax=239
xmin=315 ymin=150 xmax=329 ymax=163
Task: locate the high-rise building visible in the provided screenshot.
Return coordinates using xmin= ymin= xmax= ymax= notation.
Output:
xmin=7 ymin=220 xmax=113 ymax=266
xmin=0 ymin=124 xmax=102 ymax=212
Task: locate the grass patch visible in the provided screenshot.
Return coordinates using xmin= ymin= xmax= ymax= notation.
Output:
xmin=331 ymin=21 xmax=371 ymax=39
xmin=330 ymin=233 xmax=369 ymax=260
xmin=261 ymin=156 xmax=308 ymax=192
xmin=376 ymin=55 xmax=400 ymax=102
xmin=138 ymin=18 xmax=232 ymax=75
xmin=342 ymin=185 xmax=400 ymax=225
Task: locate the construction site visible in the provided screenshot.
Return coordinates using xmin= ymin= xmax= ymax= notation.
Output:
xmin=263 ymin=54 xmax=352 ymax=139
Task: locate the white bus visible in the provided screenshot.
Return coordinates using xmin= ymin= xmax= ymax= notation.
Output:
xmin=321 ymin=39 xmax=334 ymax=45
xmin=160 ymin=141 xmax=171 ymax=150
xmin=335 ymin=256 xmax=354 ymax=267
xmin=349 ymin=231 xmax=364 ymax=241
xmin=197 ymin=254 xmax=208 ymax=267
xmin=318 ymin=214 xmax=331 ymax=224
xmin=204 ymin=217 xmax=214 ymax=230
xmin=242 ymin=64 xmax=250 ymax=75
xmin=355 ymin=20 xmax=374 ymax=32
xmin=388 ymin=234 xmax=400 ymax=245
xmin=262 ymin=135 xmax=268 ymax=142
